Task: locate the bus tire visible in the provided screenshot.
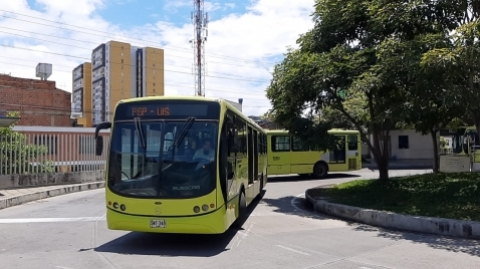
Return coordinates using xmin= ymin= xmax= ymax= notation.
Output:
xmin=233 ymin=190 xmax=247 ymax=229
xmin=313 ymin=162 xmax=328 ymax=179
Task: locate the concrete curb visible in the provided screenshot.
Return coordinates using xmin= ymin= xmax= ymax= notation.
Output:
xmin=0 ymin=182 xmax=105 ymax=210
xmin=305 ymin=189 xmax=480 ymax=240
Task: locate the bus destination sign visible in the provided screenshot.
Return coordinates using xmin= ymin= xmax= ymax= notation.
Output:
xmin=131 ymin=106 xmax=170 ymax=117
xmin=115 ymin=101 xmax=220 ymax=120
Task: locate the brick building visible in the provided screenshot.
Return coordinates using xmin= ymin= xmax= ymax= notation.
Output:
xmin=0 ymin=74 xmax=72 ymax=127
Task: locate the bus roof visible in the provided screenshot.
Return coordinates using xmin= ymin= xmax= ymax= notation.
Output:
xmin=115 ymin=95 xmax=265 ymax=133
xmin=265 ymin=129 xmax=360 ymax=135
xmin=117 ymin=95 xmax=222 ymax=104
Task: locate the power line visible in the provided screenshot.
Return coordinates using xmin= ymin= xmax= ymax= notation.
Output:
xmin=0 ymin=44 xmax=269 ymax=83
xmin=0 ymin=9 xmax=277 ymax=65
xmin=0 ymin=29 xmax=271 ymax=81
xmin=0 ymin=26 xmax=272 ymax=70
xmin=0 ymin=57 xmax=271 ymax=97
xmin=0 ymin=102 xmax=268 ymax=112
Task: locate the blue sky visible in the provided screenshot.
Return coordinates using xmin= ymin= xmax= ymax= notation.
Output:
xmin=1 ymin=0 xmax=315 ymax=115
xmin=26 ymin=0 xmax=248 ymax=29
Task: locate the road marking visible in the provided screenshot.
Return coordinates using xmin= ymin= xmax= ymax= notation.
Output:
xmin=290 ymin=193 xmax=306 ymax=212
xmin=237 ymin=222 xmax=255 ymax=246
xmin=275 ymin=245 xmax=311 ymax=256
xmin=0 ymin=216 xmax=106 ymax=224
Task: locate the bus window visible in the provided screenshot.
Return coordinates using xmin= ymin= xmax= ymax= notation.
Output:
xmin=292 ymin=136 xmax=309 ymax=151
xmin=348 ymin=135 xmax=358 ymax=150
xmin=272 ymin=135 xmax=290 ymax=151
xmin=330 ymin=136 xmax=346 ymax=163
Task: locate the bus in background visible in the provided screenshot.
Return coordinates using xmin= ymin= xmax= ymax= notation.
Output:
xmin=266 ymin=129 xmax=362 ymax=178
xmin=94 ymin=96 xmax=267 ymax=234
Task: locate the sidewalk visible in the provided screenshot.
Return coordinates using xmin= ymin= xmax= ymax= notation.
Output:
xmin=0 ymin=181 xmax=105 ymax=210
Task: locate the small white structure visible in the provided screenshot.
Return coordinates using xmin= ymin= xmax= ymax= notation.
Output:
xmin=36 ymin=63 xmax=52 ymax=80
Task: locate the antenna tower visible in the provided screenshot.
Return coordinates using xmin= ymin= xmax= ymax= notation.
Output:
xmin=191 ymin=0 xmax=208 ymax=96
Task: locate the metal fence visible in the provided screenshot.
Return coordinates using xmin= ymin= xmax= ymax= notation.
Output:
xmin=0 ymin=131 xmax=109 ymax=176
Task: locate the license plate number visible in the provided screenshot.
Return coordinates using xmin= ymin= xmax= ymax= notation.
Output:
xmin=150 ymin=219 xmax=166 ymax=228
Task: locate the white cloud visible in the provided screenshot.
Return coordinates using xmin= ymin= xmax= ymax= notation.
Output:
xmin=163 ymin=0 xmax=190 ymax=13
xmin=224 ymin=3 xmax=235 ymax=9
xmin=0 ymin=0 xmax=315 ymax=116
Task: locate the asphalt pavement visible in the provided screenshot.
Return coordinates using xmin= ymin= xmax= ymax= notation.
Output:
xmin=1 ymin=168 xmax=480 ymax=269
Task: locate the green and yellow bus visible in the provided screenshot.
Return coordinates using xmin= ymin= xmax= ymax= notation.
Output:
xmin=266 ymin=129 xmax=362 ymax=178
xmin=94 ymin=96 xmax=267 ymax=234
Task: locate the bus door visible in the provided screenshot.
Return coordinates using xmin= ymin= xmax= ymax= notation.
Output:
xmin=247 ymin=127 xmax=255 ymax=185
xmin=346 ymin=134 xmax=361 ymax=170
xmin=267 ymin=134 xmax=291 ymax=175
xmin=328 ymin=135 xmax=346 ymax=172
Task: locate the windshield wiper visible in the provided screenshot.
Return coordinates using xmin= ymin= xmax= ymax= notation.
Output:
xmin=173 ymin=116 xmax=196 ymax=148
xmin=165 ymin=117 xmax=196 ymax=164
xmin=134 ymin=117 xmax=146 ymax=149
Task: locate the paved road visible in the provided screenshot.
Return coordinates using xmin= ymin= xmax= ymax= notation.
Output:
xmin=1 ymin=169 xmax=480 ymax=269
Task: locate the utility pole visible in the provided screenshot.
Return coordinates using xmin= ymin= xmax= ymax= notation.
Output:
xmin=190 ymin=0 xmax=208 ymax=96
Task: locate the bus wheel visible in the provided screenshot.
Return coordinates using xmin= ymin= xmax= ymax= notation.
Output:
xmin=233 ymin=191 xmax=247 ymax=229
xmin=313 ymin=162 xmax=328 ymax=179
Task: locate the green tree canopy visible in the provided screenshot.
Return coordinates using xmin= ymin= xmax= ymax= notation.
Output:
xmin=266 ymin=0 xmax=464 ymax=181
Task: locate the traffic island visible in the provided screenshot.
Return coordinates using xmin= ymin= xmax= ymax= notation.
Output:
xmin=305 ymin=172 xmax=480 ymax=240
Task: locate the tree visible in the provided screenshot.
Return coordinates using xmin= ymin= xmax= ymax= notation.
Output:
xmin=404 ymin=82 xmax=464 ymax=173
xmin=421 ymin=20 xmax=480 ymax=137
xmin=266 ymin=0 xmax=461 ymax=181
xmin=318 ymin=107 xmax=357 ymax=130
xmin=0 ymin=112 xmax=54 ymax=175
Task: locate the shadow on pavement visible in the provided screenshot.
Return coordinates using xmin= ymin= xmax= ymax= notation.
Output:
xmin=92 ymin=190 xmax=265 ymax=257
xmin=263 ymin=195 xmax=480 ymax=257
xmin=365 ymin=167 xmax=433 ymax=171
xmin=350 ymin=224 xmax=480 ymax=257
xmin=268 ymin=173 xmax=360 ymax=183
xmin=260 ymin=195 xmax=329 ymax=221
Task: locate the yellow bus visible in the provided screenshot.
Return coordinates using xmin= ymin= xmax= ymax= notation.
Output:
xmin=266 ymin=129 xmax=362 ymax=178
xmin=94 ymin=96 xmax=267 ymax=234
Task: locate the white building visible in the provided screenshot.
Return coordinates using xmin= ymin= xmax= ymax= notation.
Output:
xmin=365 ymin=129 xmax=437 ymax=161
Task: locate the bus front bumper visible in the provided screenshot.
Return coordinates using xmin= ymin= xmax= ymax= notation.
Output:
xmin=106 ymin=206 xmax=227 ymax=234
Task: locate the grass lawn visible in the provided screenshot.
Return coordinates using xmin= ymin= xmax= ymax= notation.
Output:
xmin=309 ymin=172 xmax=480 ymax=221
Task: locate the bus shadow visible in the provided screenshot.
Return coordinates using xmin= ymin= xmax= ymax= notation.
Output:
xmin=268 ymin=173 xmax=360 ymax=183
xmin=93 ymin=190 xmax=265 ymax=257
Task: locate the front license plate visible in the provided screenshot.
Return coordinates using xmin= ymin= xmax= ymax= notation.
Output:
xmin=150 ymin=219 xmax=166 ymax=228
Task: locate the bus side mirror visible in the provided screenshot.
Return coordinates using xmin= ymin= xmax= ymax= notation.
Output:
xmin=94 ymin=121 xmax=111 ymax=156
xmin=96 ymin=136 xmax=103 ymax=156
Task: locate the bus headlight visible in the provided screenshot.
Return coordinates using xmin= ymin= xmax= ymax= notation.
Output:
xmin=193 ymin=206 xmax=200 ymax=213
xmin=202 ymin=204 xmax=209 ymax=212
xmin=120 ymin=204 xmax=126 ymax=211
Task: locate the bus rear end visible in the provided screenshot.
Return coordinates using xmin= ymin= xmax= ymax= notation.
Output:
xmin=97 ymin=97 xmax=229 ymax=234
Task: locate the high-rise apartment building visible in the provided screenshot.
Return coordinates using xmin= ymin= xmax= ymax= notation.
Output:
xmin=72 ymin=62 xmax=92 ymax=127
xmin=71 ymin=40 xmax=165 ymax=127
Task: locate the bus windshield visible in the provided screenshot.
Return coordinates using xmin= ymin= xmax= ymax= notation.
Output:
xmin=107 ymin=120 xmax=218 ymax=199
